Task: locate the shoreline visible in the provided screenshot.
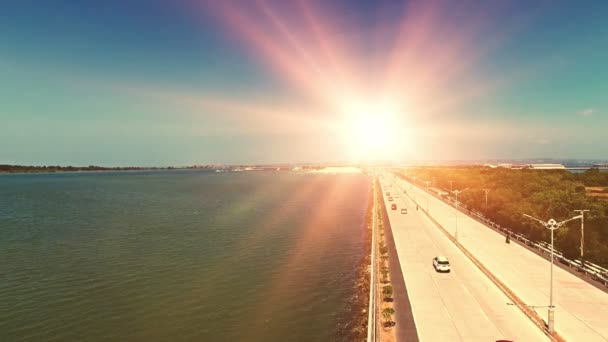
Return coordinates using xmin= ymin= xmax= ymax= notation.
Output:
xmin=0 ymin=168 xmax=187 ymax=175
xmin=334 ymin=178 xmax=373 ymax=341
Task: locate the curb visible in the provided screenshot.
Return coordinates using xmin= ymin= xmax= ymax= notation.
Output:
xmin=367 ymin=179 xmax=377 ymax=342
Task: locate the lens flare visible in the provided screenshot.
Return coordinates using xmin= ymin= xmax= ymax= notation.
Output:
xmin=176 ymin=1 xmax=513 ymax=161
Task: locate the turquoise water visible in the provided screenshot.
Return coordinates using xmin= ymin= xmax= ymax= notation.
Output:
xmin=0 ymin=170 xmax=371 ymax=341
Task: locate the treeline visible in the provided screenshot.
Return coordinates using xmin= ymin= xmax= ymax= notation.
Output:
xmin=576 ymin=168 xmax=608 ymax=187
xmin=398 ymin=167 xmax=608 ymax=266
xmin=0 ymin=164 xmax=175 ymax=173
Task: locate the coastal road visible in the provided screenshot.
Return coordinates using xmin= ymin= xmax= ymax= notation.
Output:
xmin=379 ymin=177 xmax=548 ymax=342
xmin=389 ymin=174 xmax=608 ymax=341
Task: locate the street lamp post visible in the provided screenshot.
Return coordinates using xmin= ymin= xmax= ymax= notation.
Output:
xmin=573 ymin=209 xmax=590 ymax=268
xmin=523 ymin=213 xmax=581 ymax=333
xmin=483 ymin=189 xmax=490 ymax=211
xmin=424 ymin=180 xmax=431 ymax=212
xmin=452 ymin=189 xmax=467 ymax=240
xmin=449 ymin=180 xmax=453 ymax=192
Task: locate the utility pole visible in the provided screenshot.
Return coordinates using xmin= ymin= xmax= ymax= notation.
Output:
xmin=453 ymin=189 xmax=467 ymax=240
xmin=424 ymin=180 xmax=431 ymax=212
xmin=574 ymin=209 xmax=590 ymax=268
xmin=483 ymin=189 xmax=490 ymax=211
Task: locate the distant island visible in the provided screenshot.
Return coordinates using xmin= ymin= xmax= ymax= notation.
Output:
xmin=0 ymin=164 xmax=359 ymax=174
xmin=0 ymin=164 xmax=326 ymax=174
xmin=0 ymin=164 xmax=182 ymax=174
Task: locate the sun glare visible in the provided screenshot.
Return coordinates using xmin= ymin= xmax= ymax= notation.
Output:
xmin=339 ymin=101 xmax=406 ymax=160
xmin=350 ymin=114 xmax=393 ymax=150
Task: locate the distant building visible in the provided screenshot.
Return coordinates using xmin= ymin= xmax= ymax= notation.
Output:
xmin=526 ymin=163 xmax=566 ymax=170
xmin=495 ymin=163 xmax=527 ymax=169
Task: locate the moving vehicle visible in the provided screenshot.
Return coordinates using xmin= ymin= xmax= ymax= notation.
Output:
xmin=386 ymin=191 xmax=390 ymax=196
xmin=401 ymin=208 xmax=407 ymax=214
xmin=391 ymin=204 xmax=397 ymax=210
xmin=388 ymin=197 xmax=393 ymax=201
xmin=433 ymin=256 xmax=451 ymax=272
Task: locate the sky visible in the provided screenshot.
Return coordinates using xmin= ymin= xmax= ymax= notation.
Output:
xmin=1 ymin=0 xmax=607 ymax=166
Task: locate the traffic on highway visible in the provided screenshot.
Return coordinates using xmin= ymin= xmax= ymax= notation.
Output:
xmin=380 ymin=171 xmax=608 ymax=342
xmin=379 ymin=174 xmax=548 ymax=341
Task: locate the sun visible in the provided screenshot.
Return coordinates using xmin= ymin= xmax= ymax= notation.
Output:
xmin=339 ymin=102 xmax=407 ymax=160
xmin=349 ymin=113 xmax=394 ymax=150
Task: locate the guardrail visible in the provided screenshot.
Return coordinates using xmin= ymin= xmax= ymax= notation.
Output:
xmin=399 ymin=175 xmax=608 ymax=288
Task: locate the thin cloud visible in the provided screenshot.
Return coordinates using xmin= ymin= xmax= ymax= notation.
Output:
xmin=578 ymin=108 xmax=597 ymax=117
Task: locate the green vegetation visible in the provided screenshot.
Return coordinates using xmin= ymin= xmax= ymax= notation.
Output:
xmin=379 ymin=244 xmax=389 ymax=255
xmin=380 ymin=266 xmax=389 ymax=283
xmin=399 ymin=167 xmax=608 ymax=266
xmin=381 ymin=307 xmax=395 ymax=326
xmin=382 ymin=285 xmax=393 ymax=300
xmin=578 ymin=168 xmax=608 ymax=187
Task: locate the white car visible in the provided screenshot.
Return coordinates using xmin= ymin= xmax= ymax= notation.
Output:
xmin=433 ymin=256 xmax=451 ymax=273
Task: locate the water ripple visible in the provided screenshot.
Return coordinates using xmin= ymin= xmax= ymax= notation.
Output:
xmin=0 ymin=171 xmax=370 ymax=341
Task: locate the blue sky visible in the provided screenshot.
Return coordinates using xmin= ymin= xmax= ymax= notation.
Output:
xmin=1 ymin=0 xmax=607 ymax=166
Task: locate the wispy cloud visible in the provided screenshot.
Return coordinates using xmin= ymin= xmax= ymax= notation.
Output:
xmin=578 ymin=108 xmax=597 ymax=117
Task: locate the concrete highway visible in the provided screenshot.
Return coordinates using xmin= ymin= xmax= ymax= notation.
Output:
xmin=387 ymin=173 xmax=608 ymax=341
xmin=379 ymin=177 xmax=548 ymax=342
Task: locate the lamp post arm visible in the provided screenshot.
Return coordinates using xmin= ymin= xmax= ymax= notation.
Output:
xmin=523 ymin=214 xmax=547 ymax=226
xmin=558 ymin=215 xmax=582 ymax=226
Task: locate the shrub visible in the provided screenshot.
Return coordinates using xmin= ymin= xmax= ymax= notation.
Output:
xmin=382 ymin=307 xmax=395 ymax=324
xmin=382 ymin=285 xmax=393 ymax=299
xmin=379 ymin=245 xmax=389 ymax=255
xmin=380 ymin=266 xmax=389 ymax=280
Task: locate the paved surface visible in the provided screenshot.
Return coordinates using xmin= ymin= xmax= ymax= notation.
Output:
xmin=379 ymin=177 xmax=548 ymax=342
xmin=377 ymin=182 xmax=419 ymax=341
xmin=390 ymin=175 xmax=608 ymax=342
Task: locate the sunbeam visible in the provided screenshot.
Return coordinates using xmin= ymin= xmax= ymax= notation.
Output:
xmin=196 ymin=0 xmax=517 ymax=162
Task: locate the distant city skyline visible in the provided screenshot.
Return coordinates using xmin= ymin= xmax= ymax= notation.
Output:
xmin=1 ymin=0 xmax=607 ymax=166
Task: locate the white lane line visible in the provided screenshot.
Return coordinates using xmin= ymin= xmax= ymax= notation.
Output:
xmin=570 ymin=310 xmax=608 ymax=341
